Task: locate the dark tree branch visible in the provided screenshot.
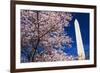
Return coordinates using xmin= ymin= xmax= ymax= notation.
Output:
xmin=30 ymin=11 xmax=41 ymax=62
xmin=35 ymin=11 xmax=40 ymax=49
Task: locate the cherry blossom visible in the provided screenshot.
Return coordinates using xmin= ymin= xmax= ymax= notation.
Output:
xmin=21 ymin=10 xmax=73 ymax=62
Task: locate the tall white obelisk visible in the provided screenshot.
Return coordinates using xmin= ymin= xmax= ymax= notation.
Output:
xmin=74 ymin=19 xmax=85 ymax=60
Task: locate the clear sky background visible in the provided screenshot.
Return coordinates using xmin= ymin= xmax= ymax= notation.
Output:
xmin=64 ymin=12 xmax=90 ymax=59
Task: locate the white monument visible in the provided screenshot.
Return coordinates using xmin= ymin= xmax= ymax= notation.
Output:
xmin=74 ymin=19 xmax=85 ymax=60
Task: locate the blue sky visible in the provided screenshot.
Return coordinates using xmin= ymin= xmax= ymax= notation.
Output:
xmin=64 ymin=12 xmax=90 ymax=59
